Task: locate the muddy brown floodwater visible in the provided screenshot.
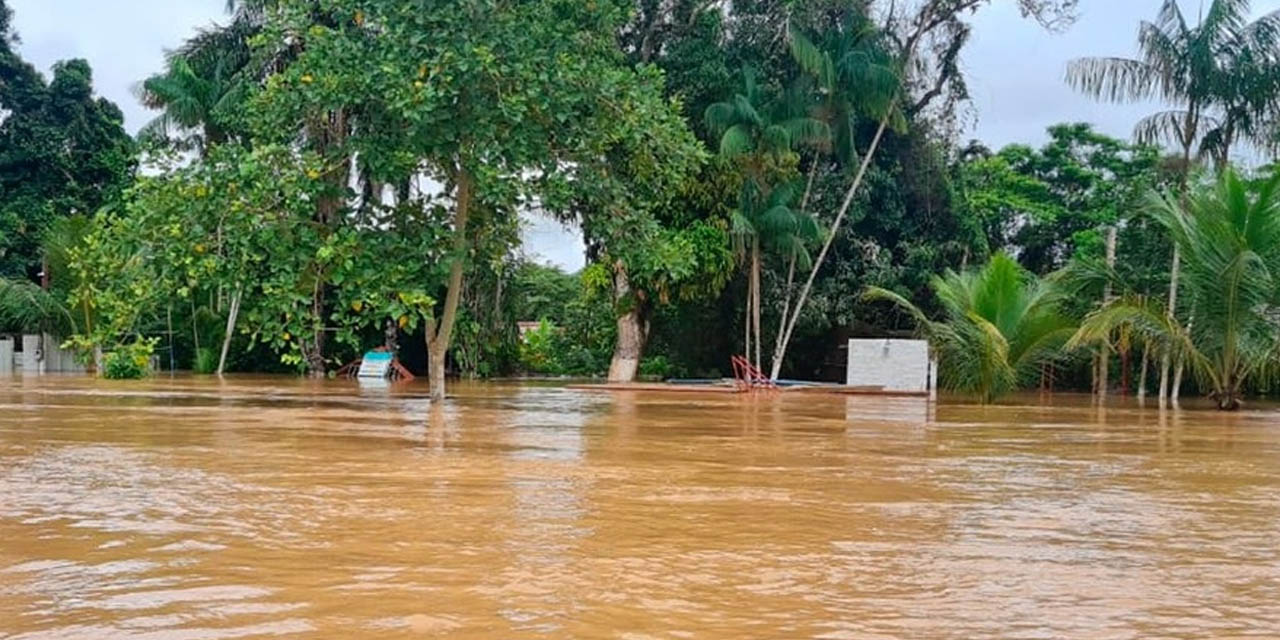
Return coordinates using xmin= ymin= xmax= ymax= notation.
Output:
xmin=2 ymin=377 xmax=1280 ymax=639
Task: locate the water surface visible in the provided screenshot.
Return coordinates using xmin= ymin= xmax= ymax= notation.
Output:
xmin=2 ymin=376 xmax=1279 ymax=639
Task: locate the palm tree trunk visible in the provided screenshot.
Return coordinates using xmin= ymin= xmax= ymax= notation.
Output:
xmin=743 ymin=276 xmax=751 ymax=363
xmin=771 ymin=253 xmax=797 ymax=377
xmin=1097 ymin=225 xmax=1117 ymax=400
xmin=1138 ymin=341 xmax=1150 ymax=401
xmin=1120 ymin=343 xmax=1131 ymax=396
xmin=426 ymin=167 xmax=473 ymax=402
xmin=1172 ymin=313 xmax=1192 ymax=403
xmin=216 ymin=286 xmax=242 ymax=376
xmin=1160 ymin=242 xmax=1181 ymax=402
xmin=769 ymin=160 xmax=817 ymax=377
xmin=772 ymin=114 xmax=891 ymax=381
xmin=747 ymin=238 xmax=757 ymax=373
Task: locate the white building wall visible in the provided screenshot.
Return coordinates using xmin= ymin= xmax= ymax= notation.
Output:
xmin=846 ymin=339 xmax=931 ymax=393
xmin=0 ymin=338 xmax=12 ymax=374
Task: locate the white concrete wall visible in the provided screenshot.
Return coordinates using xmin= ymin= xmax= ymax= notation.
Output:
xmin=43 ymin=334 xmax=84 ymax=373
xmin=21 ymin=334 xmax=42 ymax=374
xmin=0 ymin=338 xmax=12 ymax=374
xmin=14 ymin=334 xmax=84 ymax=374
xmin=846 ymin=339 xmax=931 ymax=393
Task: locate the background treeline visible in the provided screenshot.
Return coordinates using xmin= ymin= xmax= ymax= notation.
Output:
xmin=3 ymin=0 xmax=1280 ymax=408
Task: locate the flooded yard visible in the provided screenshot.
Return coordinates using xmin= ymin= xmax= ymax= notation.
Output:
xmin=1 ymin=376 xmax=1279 ymax=638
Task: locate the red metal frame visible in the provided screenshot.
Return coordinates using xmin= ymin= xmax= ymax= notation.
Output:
xmin=731 ymin=355 xmax=777 ymax=393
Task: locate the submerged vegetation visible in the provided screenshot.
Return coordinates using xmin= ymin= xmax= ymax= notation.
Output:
xmin=3 ymin=0 xmax=1280 ymax=408
xmin=866 ymin=253 xmax=1074 ymax=404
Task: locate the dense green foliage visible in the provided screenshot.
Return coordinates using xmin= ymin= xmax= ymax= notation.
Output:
xmin=867 ymin=253 xmax=1075 ymax=402
xmin=0 ymin=0 xmax=135 ymax=281
xmin=5 ymin=0 xmax=1280 ymax=409
xmin=1073 ymin=171 xmax=1280 ymax=410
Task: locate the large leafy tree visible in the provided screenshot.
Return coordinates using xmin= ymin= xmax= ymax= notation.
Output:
xmin=0 ymin=1 xmax=136 ymax=279
xmin=247 ymin=0 xmax=704 ymax=399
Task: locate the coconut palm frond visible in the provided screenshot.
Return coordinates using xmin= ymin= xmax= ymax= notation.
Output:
xmin=0 ymin=279 xmax=75 ymax=336
xmin=1065 ymin=56 xmax=1158 ymax=103
xmin=718 ymin=124 xmax=754 ymax=158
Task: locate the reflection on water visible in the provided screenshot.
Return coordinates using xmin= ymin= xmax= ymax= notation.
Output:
xmin=2 ymin=377 xmax=1280 ymax=638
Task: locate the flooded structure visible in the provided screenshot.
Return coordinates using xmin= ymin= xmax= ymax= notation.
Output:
xmin=1 ymin=377 xmax=1279 ymax=638
xmin=846 ymin=338 xmax=937 ymax=397
xmin=0 ymin=334 xmax=84 ymax=375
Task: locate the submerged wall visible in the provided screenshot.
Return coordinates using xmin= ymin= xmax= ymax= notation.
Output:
xmin=3 ymin=335 xmax=85 ymax=374
xmin=846 ymin=339 xmax=935 ymax=394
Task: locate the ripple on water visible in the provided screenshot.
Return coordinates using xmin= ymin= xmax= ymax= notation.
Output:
xmin=2 ymin=379 xmax=1280 ymax=638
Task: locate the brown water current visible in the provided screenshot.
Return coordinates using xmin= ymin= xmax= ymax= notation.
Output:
xmin=1 ymin=376 xmax=1279 ymax=638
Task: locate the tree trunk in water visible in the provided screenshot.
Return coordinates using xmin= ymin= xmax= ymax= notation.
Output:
xmin=426 ymin=167 xmax=473 ymax=402
xmin=608 ymin=266 xmax=649 ymax=383
xmin=751 ymin=238 xmax=762 ymax=372
xmin=1097 ymin=225 xmax=1118 ymax=400
xmin=1137 ymin=342 xmax=1150 ymax=401
xmin=770 ymin=254 xmax=797 ymax=378
xmin=384 ymin=318 xmax=399 ymax=353
xmin=216 ymin=286 xmax=242 ymax=377
xmin=1216 ymin=388 xmax=1241 ymax=411
xmin=1172 ymin=361 xmax=1185 ymax=402
xmin=1119 ymin=345 xmax=1131 ymax=397
xmin=1159 ymin=244 xmax=1181 ymax=402
xmin=772 ymin=115 xmax=890 ymax=380
xmin=743 ymin=276 xmax=751 ymax=362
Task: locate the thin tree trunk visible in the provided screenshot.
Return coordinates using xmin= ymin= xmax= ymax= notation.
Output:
xmin=771 ymin=254 xmax=797 ymax=377
xmin=1097 ymin=225 xmax=1117 ymax=400
xmin=743 ymin=274 xmax=751 ymax=362
xmin=1160 ymin=243 xmax=1181 ymax=402
xmin=747 ymin=238 xmax=757 ymax=373
xmin=384 ymin=318 xmax=399 ymax=353
xmin=426 ymin=167 xmax=473 ymax=402
xmin=769 ymin=159 xmax=818 ymax=376
xmin=1172 ymin=313 xmax=1192 ymax=403
xmin=1138 ymin=341 xmax=1150 ymax=401
xmin=772 ymin=115 xmax=891 ymax=380
xmin=217 ymin=286 xmax=242 ymax=377
xmin=1120 ymin=341 xmax=1131 ymax=397
xmin=167 ymin=305 xmax=175 ymax=373
xmin=191 ymin=299 xmax=200 ymax=354
xmin=608 ymin=266 xmax=648 ymax=383
xmin=1161 ymin=129 xmax=1194 ymax=401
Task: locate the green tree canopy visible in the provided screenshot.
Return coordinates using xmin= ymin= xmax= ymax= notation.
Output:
xmin=0 ymin=4 xmax=136 ymax=279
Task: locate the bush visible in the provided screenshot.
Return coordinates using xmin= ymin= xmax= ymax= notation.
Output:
xmin=193 ymin=347 xmax=218 ymax=374
xmin=518 ymin=320 xmax=559 ymax=374
xmin=639 ymin=355 xmax=680 ymax=380
xmin=103 ymin=339 xmax=156 ymax=380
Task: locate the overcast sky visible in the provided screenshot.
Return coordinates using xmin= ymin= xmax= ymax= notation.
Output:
xmin=10 ymin=0 xmax=1280 ymax=270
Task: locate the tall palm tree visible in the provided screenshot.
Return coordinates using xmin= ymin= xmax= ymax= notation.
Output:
xmin=1066 ymin=0 xmax=1280 ymax=401
xmin=770 ymin=14 xmax=901 ymax=380
xmin=137 ymin=7 xmax=259 ymax=154
xmin=1071 ymin=169 xmax=1280 ymax=410
xmin=865 ymin=253 xmax=1075 ymax=404
xmin=705 ymin=66 xmax=829 ymax=371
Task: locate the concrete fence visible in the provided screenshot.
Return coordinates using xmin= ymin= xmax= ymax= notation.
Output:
xmin=0 ymin=334 xmax=85 ymax=374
